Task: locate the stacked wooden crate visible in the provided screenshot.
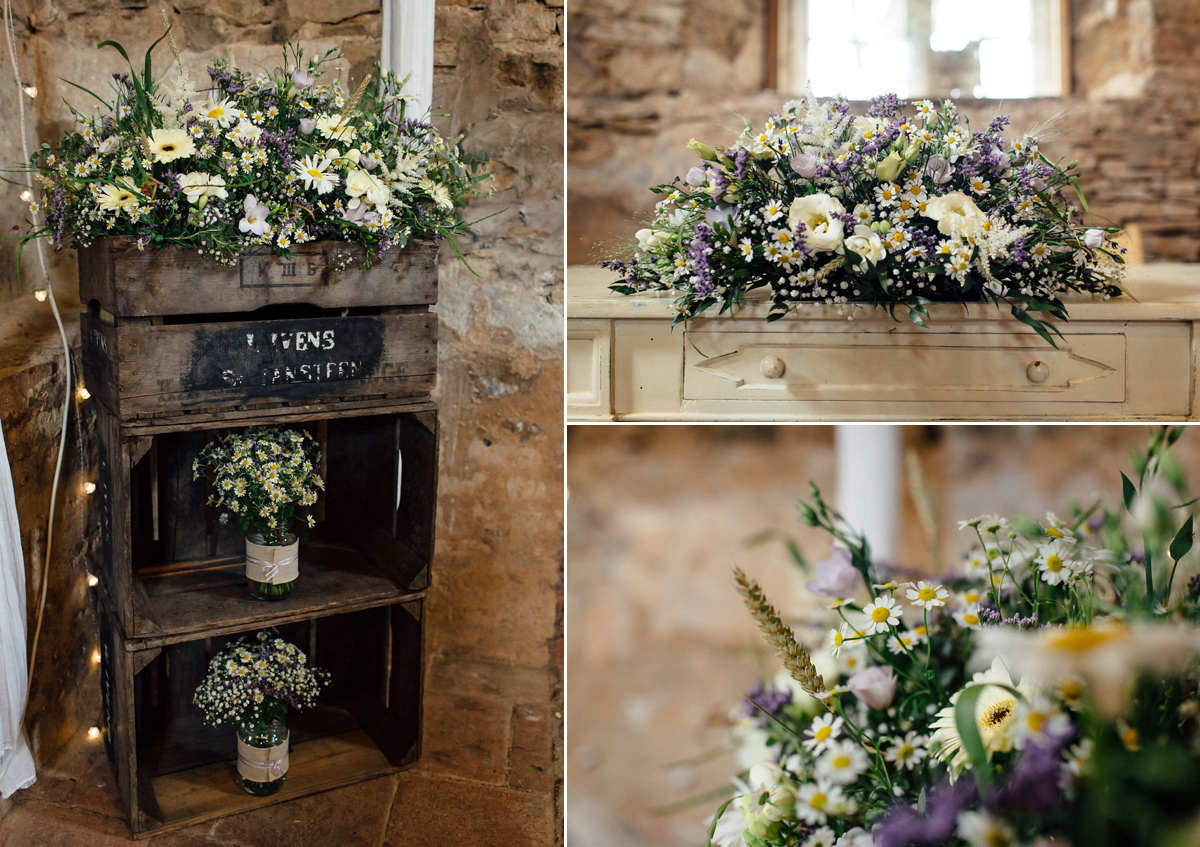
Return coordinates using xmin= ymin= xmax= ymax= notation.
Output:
xmin=80 ymin=236 xmax=439 ymax=836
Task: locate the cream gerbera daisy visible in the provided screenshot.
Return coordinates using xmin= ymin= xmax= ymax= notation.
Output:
xmin=929 ymin=657 xmax=1033 ymax=779
xmin=314 ymin=113 xmax=358 ymax=142
xmin=148 ymin=127 xmax=196 ymax=163
xmin=95 ymin=182 xmax=138 ymax=213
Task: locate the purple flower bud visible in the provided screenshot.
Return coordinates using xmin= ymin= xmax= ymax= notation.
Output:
xmin=926 ymin=156 xmax=954 ymax=184
xmin=299 ymin=118 xmax=316 ymax=135
xmin=684 ymin=166 xmax=707 ymax=187
xmin=791 ymin=152 xmax=819 ymax=178
xmin=1085 ymin=228 xmax=1104 ymax=249
xmin=805 ymin=547 xmax=862 ymax=597
xmin=292 ymin=68 xmax=315 ymax=90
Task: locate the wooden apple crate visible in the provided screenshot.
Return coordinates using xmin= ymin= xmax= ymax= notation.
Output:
xmin=79 ymin=239 xmax=439 ymax=835
xmin=79 ymin=237 xmax=438 ymax=423
xmin=98 ymin=598 xmax=424 ymax=836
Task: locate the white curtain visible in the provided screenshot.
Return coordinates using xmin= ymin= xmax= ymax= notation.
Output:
xmin=381 ymin=0 xmax=436 ymax=117
xmin=0 ymin=419 xmax=34 ymax=796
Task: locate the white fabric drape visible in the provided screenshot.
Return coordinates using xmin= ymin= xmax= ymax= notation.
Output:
xmin=381 ymin=0 xmax=436 ymax=117
xmin=0 ymin=419 xmax=35 ymax=797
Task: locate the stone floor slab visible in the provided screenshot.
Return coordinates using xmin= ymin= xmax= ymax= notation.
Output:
xmin=509 ymin=703 xmax=556 ymax=793
xmin=384 ymin=774 xmax=556 ymax=846
xmin=0 ymin=802 xmax=140 ymax=847
xmin=426 ymin=656 xmax=552 ymax=704
xmin=414 ymin=691 xmax=510 ymax=785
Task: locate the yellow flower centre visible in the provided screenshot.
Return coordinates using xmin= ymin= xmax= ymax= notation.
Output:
xmin=1122 ymin=727 xmax=1139 ymax=748
xmin=918 ymin=588 xmax=938 ymax=602
xmin=980 ymin=697 xmax=1016 ymax=729
xmin=871 ymin=606 xmax=891 ymax=623
xmin=778 ymin=232 xmax=791 ymax=244
xmin=1026 ymin=712 xmax=1046 ymax=732
xmin=1046 ymin=556 xmax=1063 ymax=573
xmin=815 ymin=726 xmax=832 ymax=743
xmin=117 ymin=192 xmax=132 ymax=202
xmin=1048 ymin=626 xmax=1124 ymax=652
xmin=963 ymin=614 xmax=979 ymax=626
xmin=832 ymin=755 xmax=851 ymax=769
xmin=209 ymin=108 xmax=224 ymax=119
xmin=897 ymin=745 xmax=913 ymax=760
xmin=965 ymin=591 xmax=980 ymax=603
xmin=833 ymin=633 xmax=844 ymax=647
xmin=810 ymin=792 xmax=827 ymax=811
xmin=914 ymin=625 xmax=927 ymax=636
xmin=1061 ymin=678 xmax=1085 ymax=699
xmin=307 ymin=169 xmax=324 ymax=179
xmin=1047 ymin=527 xmax=1064 ymax=538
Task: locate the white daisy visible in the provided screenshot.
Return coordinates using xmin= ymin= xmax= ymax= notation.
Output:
xmin=295 ymin=154 xmax=336 ymax=195
xmin=815 ymin=740 xmax=869 ymax=785
xmin=860 ymin=596 xmax=902 ymax=635
xmin=198 ymin=98 xmax=242 ymax=128
xmin=905 ymin=580 xmax=949 ymax=610
xmin=1037 ymin=538 xmax=1076 ymax=586
xmin=802 ymin=713 xmax=844 ymax=753
xmin=884 ymin=731 xmax=928 ymax=771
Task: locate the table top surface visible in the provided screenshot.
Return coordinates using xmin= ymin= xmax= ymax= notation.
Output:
xmin=566 ymin=263 xmax=1200 ymax=322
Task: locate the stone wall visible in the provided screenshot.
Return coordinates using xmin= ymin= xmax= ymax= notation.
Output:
xmin=567 ymin=424 xmax=1200 ymax=847
xmin=0 ymin=0 xmax=563 ymax=820
xmin=568 ymin=0 xmax=1200 ymax=264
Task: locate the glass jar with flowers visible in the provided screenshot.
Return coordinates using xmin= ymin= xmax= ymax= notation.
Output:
xmin=193 ymin=629 xmax=330 ymax=796
xmin=193 ymin=427 xmax=323 ymax=601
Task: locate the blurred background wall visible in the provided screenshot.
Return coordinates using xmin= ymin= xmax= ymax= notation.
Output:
xmin=568 ymin=0 xmax=1200 ymax=265
xmin=566 ymin=424 xmax=1200 ymax=847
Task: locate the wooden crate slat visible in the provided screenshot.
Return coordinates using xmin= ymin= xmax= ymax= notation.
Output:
xmin=83 ymin=311 xmax=436 ymax=422
xmin=121 ymin=397 xmax=437 ymax=434
xmin=79 ymin=237 xmax=437 ymax=318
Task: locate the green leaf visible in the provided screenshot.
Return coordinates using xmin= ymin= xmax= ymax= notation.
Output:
xmin=1010 ymin=305 xmax=1059 ymax=349
xmin=908 ymin=307 xmax=927 ymax=327
xmin=1121 ymin=472 xmax=1137 ymax=510
xmin=705 ymin=797 xmax=735 ymax=847
xmin=61 ymin=79 xmax=111 ymax=109
xmin=1169 ymin=515 xmax=1193 ymax=563
xmin=953 ymin=685 xmax=993 ymax=790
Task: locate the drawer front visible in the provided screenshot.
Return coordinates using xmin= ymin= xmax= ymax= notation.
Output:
xmin=567 ymin=320 xmax=612 ymax=418
xmin=683 ymin=330 xmax=1127 ymax=404
xmin=83 ymin=312 xmax=436 ymax=420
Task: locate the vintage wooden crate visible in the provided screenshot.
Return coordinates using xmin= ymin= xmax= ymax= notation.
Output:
xmin=99 ymin=598 xmax=424 ymax=837
xmin=78 ymin=237 xmax=437 ymax=317
xmin=78 ymin=238 xmax=439 ymax=422
xmin=94 ymin=403 xmax=438 ymax=641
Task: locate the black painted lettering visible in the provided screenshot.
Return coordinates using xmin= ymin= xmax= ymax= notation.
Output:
xmin=281 ymin=263 xmax=297 ymax=277
xmin=308 ymin=262 xmax=319 ymax=276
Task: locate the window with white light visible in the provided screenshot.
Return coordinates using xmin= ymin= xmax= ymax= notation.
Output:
xmin=775 ymin=0 xmax=1067 ymax=100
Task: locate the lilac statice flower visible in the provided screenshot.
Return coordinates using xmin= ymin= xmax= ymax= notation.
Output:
xmin=877 ymin=781 xmax=975 ymax=847
xmin=805 ymin=547 xmax=861 ymax=597
xmin=743 ymin=678 xmax=793 ymax=727
xmin=988 ymin=731 xmax=1073 ymax=817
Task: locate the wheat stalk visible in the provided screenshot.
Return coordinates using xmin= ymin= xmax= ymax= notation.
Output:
xmin=734 ymin=568 xmax=828 ymax=704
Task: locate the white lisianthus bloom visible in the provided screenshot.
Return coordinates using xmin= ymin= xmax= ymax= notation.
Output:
xmin=635 ymin=228 xmax=670 ymax=253
xmin=95 ymin=183 xmax=138 ymax=213
xmin=178 ymin=172 xmax=228 ymax=205
xmin=924 ymin=191 xmax=989 ymax=239
xmin=229 ymin=119 xmax=262 ymax=149
xmin=786 ymin=193 xmax=846 ymax=252
xmin=929 ymin=657 xmax=1035 ymax=780
xmin=148 ymin=127 xmax=196 ymax=163
xmin=843 ymin=225 xmax=886 ymax=271
xmin=875 ymin=150 xmax=905 ymax=182
xmin=347 ymin=169 xmax=391 ymax=207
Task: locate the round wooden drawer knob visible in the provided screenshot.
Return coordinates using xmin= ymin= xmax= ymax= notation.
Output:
xmin=1026 ymin=360 xmax=1050 ymax=384
xmin=760 ymin=356 xmax=786 ymax=380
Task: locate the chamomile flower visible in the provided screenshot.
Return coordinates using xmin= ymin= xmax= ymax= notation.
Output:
xmin=795 ymin=781 xmax=853 ymax=825
xmin=815 ymin=740 xmax=869 ymax=785
xmin=860 ymin=596 xmax=902 ymax=634
xmin=295 ymin=154 xmax=336 ymax=195
xmin=803 ymin=713 xmax=844 ymax=753
xmin=884 ymin=731 xmax=928 ymax=771
xmin=874 ymin=182 xmax=900 ymax=206
xmin=905 ymin=580 xmax=949 ymax=610
xmin=762 ymin=199 xmax=785 ymax=222
xmin=1036 ymin=538 xmax=1076 ymax=586
xmin=198 ymin=98 xmax=242 ymax=128
xmin=739 ymin=238 xmax=754 ymax=259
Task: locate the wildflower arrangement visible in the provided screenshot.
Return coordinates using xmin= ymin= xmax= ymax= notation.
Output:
xmin=21 ymin=23 xmax=491 ymax=265
xmin=711 ymin=427 xmax=1200 ymax=847
xmin=193 ymin=426 xmax=323 ymax=546
xmin=604 ymin=92 xmax=1123 ymax=346
xmin=193 ymin=629 xmax=330 ymax=731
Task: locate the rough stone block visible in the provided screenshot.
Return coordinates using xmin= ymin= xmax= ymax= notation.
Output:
xmin=416 ymin=691 xmax=511 ymax=785
xmin=386 ymin=775 xmax=557 ymax=846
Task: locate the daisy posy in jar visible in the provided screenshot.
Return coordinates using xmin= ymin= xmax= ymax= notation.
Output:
xmin=22 ymin=21 xmax=491 ymax=265
xmin=713 ymin=429 xmax=1200 ymax=847
xmin=605 ymin=92 xmax=1123 ymax=346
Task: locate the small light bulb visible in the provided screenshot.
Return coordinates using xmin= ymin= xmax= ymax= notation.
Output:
xmin=20 ymin=189 xmax=32 ymax=202
xmin=86 ymin=726 xmax=101 ymax=740
xmin=91 ymin=649 xmax=101 ymax=665
xmin=33 ymin=289 xmax=47 ymax=302
xmin=83 ymin=481 xmax=97 ymax=494
xmin=77 ymin=386 xmax=91 ymax=401
xmin=22 ymin=85 xmax=37 ymax=99
xmin=86 ymin=573 xmax=99 ymax=587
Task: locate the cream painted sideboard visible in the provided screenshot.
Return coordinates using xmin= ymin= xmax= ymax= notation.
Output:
xmin=566 ymin=265 xmax=1200 ymax=421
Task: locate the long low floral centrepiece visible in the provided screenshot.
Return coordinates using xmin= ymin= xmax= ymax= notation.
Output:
xmin=604 ymin=93 xmax=1123 ymax=346
xmin=711 ymin=428 xmax=1200 ymax=847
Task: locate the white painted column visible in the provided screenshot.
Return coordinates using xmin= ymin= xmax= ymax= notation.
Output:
xmin=381 ymin=0 xmax=436 ymax=117
xmin=835 ymin=425 xmax=901 ymax=562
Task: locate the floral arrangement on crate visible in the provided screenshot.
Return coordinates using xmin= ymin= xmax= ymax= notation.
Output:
xmin=21 ymin=22 xmax=491 ymax=267
xmin=711 ymin=428 xmax=1200 ymax=847
xmin=193 ymin=629 xmax=329 ymax=732
xmin=604 ymin=93 xmax=1123 ymax=346
xmin=193 ymin=426 xmax=323 ymax=545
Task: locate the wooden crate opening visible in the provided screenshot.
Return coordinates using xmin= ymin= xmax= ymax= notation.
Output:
xmin=102 ymin=602 xmax=423 ymax=835
xmin=100 ymin=410 xmax=437 ymax=644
